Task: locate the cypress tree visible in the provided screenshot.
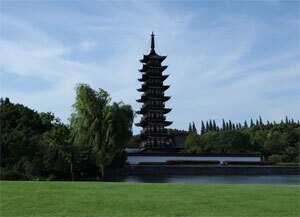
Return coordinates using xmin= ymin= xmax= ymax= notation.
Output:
xmin=229 ymin=120 xmax=232 ymax=130
xmin=256 ymin=119 xmax=259 ymax=126
xmin=201 ymin=121 xmax=205 ymax=134
xmin=222 ymin=119 xmax=226 ymax=131
xmin=206 ymin=121 xmax=209 ymax=133
xmin=259 ymin=115 xmax=263 ymax=125
xmin=192 ymin=121 xmax=197 ymax=133
xmin=250 ymin=119 xmax=254 ymax=127
xmin=244 ymin=120 xmax=248 ymax=128
xmin=188 ymin=122 xmax=192 ymax=132
xmin=209 ymin=120 xmax=213 ymax=131
xmin=285 ymin=115 xmax=289 ymax=124
xmin=212 ymin=120 xmax=217 ymax=131
xmin=232 ymin=124 xmax=236 ymax=130
xmin=226 ymin=122 xmax=229 ymax=131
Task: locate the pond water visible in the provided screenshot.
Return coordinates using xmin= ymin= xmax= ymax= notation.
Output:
xmin=103 ymin=175 xmax=300 ymax=185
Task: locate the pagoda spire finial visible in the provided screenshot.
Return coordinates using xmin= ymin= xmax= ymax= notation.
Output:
xmin=151 ymin=31 xmax=155 ymax=51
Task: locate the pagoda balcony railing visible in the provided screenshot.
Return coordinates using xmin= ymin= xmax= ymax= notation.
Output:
xmin=141 ymin=116 xmax=166 ymax=121
xmin=144 ymin=83 xmax=164 ymax=87
xmin=142 ymin=103 xmax=165 ymax=108
xmin=142 ymin=93 xmax=164 ymax=98
xmin=140 ymin=131 xmax=167 ymax=135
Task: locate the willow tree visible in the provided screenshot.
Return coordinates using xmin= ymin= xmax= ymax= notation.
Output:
xmin=70 ymin=84 xmax=133 ymax=176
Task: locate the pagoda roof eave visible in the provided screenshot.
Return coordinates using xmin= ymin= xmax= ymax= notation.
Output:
xmin=138 ymin=65 xmax=168 ymax=73
xmin=136 ymin=96 xmax=171 ymax=103
xmin=136 ymin=121 xmax=173 ymax=127
xmin=140 ymin=55 xmax=167 ymax=63
xmin=136 ymin=108 xmax=172 ymax=114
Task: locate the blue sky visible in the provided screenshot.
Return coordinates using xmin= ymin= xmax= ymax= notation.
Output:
xmin=1 ymin=0 xmax=299 ymax=134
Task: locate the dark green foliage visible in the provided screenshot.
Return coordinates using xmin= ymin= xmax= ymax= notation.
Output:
xmin=201 ymin=131 xmax=253 ymax=154
xmin=201 ymin=121 xmax=205 ymax=134
xmin=244 ymin=120 xmax=248 ymax=128
xmin=185 ymin=120 xmax=300 ymax=163
xmin=188 ymin=122 xmax=197 ymax=133
xmin=222 ymin=119 xmax=226 ymax=130
xmin=0 ymin=98 xmax=53 ymax=179
xmin=188 ymin=123 xmax=192 ymax=132
xmin=70 ymin=84 xmax=133 ymax=176
xmin=43 ymin=122 xmax=75 ymax=180
xmin=185 ymin=132 xmax=201 ymax=153
xmin=250 ymin=119 xmax=254 ymax=127
xmin=1 ymin=83 xmax=134 ymax=180
xmin=205 ymin=121 xmax=208 ymax=133
xmin=192 ymin=122 xmax=197 ymax=133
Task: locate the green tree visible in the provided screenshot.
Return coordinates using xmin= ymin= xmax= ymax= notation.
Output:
xmin=250 ymin=119 xmax=254 ymax=127
xmin=188 ymin=122 xmax=192 ymax=132
xmin=70 ymin=84 xmax=133 ymax=176
xmin=201 ymin=121 xmax=205 ymax=134
xmin=185 ymin=132 xmax=201 ymax=153
xmin=212 ymin=120 xmax=217 ymax=131
xmin=0 ymin=98 xmax=52 ymax=179
xmin=192 ymin=122 xmax=197 ymax=133
xmin=244 ymin=120 xmax=248 ymax=128
xmin=222 ymin=119 xmax=226 ymax=131
xmin=43 ymin=122 xmax=75 ymax=180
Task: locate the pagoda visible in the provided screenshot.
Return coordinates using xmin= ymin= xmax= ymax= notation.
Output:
xmin=136 ymin=32 xmax=173 ymax=149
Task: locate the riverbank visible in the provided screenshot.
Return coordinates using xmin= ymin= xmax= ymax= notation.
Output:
xmin=107 ymin=165 xmax=300 ymax=176
xmin=1 ymin=181 xmax=299 ymax=217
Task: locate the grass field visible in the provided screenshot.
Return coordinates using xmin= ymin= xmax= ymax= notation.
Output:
xmin=1 ymin=181 xmax=299 ymax=217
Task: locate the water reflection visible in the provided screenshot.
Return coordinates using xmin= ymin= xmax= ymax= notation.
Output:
xmin=103 ymin=175 xmax=300 ymax=185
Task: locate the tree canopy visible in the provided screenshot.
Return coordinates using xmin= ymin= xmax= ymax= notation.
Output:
xmin=0 ymin=84 xmax=134 ymax=180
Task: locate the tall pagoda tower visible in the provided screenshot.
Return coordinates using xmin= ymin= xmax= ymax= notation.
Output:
xmin=136 ymin=33 xmax=173 ymax=149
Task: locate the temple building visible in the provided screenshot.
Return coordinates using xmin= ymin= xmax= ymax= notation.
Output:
xmin=136 ymin=33 xmax=173 ymax=149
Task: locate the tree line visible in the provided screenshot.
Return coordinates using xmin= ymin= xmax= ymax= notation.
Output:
xmin=186 ymin=117 xmax=300 ymax=163
xmin=0 ymin=84 xmax=134 ymax=180
xmin=188 ymin=115 xmax=299 ymax=134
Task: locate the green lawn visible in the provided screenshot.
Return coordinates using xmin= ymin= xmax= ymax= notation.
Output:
xmin=1 ymin=181 xmax=299 ymax=217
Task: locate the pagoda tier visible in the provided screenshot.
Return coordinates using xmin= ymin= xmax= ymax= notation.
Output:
xmin=136 ymin=107 xmax=172 ymax=115
xmin=135 ymin=32 xmax=173 ymax=149
xmin=138 ymin=74 xmax=169 ymax=82
xmin=136 ymin=95 xmax=171 ymax=103
xmin=138 ymin=65 xmax=168 ymax=73
xmin=136 ymin=120 xmax=173 ymax=127
xmin=137 ymin=85 xmax=170 ymax=92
